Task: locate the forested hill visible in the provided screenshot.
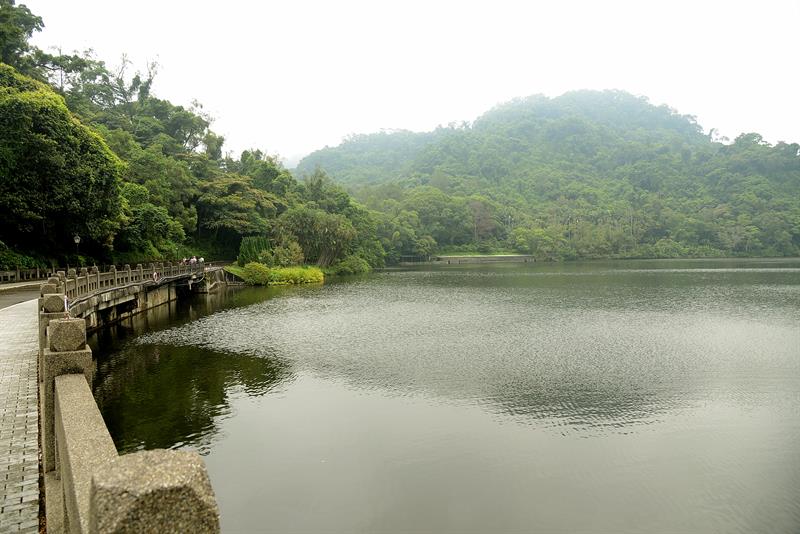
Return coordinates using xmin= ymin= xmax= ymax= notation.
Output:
xmin=297 ymin=91 xmax=800 ymax=259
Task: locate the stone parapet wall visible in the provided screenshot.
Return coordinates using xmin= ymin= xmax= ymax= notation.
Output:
xmin=38 ymin=283 xmax=220 ymax=533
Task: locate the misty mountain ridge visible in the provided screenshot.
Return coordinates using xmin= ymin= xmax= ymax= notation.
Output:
xmin=296 ymin=90 xmax=800 ymax=259
xmin=297 ymin=90 xmax=754 ymax=186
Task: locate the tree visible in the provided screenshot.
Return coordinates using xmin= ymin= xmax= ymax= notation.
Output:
xmin=0 ymin=0 xmax=42 ymax=75
xmin=196 ymin=173 xmax=280 ymax=255
xmin=279 ymin=206 xmax=357 ymax=267
xmin=0 ymin=64 xmax=122 ymax=256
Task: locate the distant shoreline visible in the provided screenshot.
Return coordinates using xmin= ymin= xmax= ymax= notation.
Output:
xmin=394 ymin=255 xmax=800 ymax=266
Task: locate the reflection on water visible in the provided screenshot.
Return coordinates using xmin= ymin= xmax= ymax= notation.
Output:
xmin=92 ymin=287 xmax=295 ymax=453
xmin=94 ymin=259 xmax=800 ymax=533
xmin=94 ymin=344 xmax=290 ymax=453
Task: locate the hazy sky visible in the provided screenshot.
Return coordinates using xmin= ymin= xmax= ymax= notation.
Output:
xmin=26 ymin=0 xmax=799 ymax=164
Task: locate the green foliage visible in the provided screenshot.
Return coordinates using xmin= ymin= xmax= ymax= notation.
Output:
xmin=267 ymin=265 xmax=324 ymax=285
xmin=241 ymin=262 xmax=272 ymax=285
xmin=299 ymin=91 xmax=800 ymax=260
xmin=0 ymin=243 xmax=42 ymax=269
xmin=327 ymin=255 xmax=371 ymax=275
xmin=259 ymin=241 xmax=304 ymax=267
xmin=0 ymin=0 xmax=42 ymax=75
xmin=278 ymin=206 xmax=357 ymax=267
xmin=3 ymin=0 xmax=797 ymax=268
xmin=0 ymin=64 xmax=123 ymax=258
xmin=234 ymin=262 xmax=324 ymax=285
xmin=237 ymin=236 xmax=270 ymax=267
xmin=115 ymin=182 xmax=184 ymax=259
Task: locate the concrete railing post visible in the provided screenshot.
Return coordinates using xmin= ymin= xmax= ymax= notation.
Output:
xmin=67 ymin=269 xmax=77 ymax=298
xmin=80 ymin=268 xmax=89 ymax=296
xmin=38 ymin=282 xmax=66 ymax=362
xmin=136 ymin=264 xmax=143 ymax=282
xmin=90 ymin=266 xmax=99 ymax=290
xmin=90 ymin=450 xmax=220 ymax=533
xmin=45 ymin=275 xmax=65 ymax=295
xmin=110 ymin=265 xmax=117 ymax=286
xmin=42 ymin=318 xmax=93 ymax=474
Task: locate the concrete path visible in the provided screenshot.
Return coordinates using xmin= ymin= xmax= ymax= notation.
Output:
xmin=0 ymin=282 xmax=41 ymax=291
xmin=0 ymin=289 xmax=41 ymax=311
xmin=0 ymin=299 xmax=40 ymax=532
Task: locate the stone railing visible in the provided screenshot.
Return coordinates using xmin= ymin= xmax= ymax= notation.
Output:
xmin=39 ymin=284 xmax=220 ymax=533
xmin=59 ymin=262 xmax=208 ymax=303
xmin=0 ymin=267 xmax=48 ymax=283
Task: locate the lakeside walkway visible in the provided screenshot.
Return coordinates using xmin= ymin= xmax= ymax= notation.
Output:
xmin=0 ymin=298 xmax=40 ymax=532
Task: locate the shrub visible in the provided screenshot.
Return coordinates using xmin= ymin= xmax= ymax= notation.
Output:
xmin=268 ymin=266 xmax=324 ymax=285
xmin=328 ymin=255 xmax=371 ymax=275
xmin=242 ymin=262 xmax=272 ymax=285
xmin=0 ymin=248 xmax=44 ymax=270
xmin=272 ymin=241 xmax=305 ymax=267
xmin=235 ymin=262 xmax=324 ymax=285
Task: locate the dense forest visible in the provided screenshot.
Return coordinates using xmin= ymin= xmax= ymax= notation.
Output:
xmin=0 ymin=0 xmax=381 ymax=273
xmin=298 ymin=93 xmax=800 ymax=260
xmin=1 ymin=1 xmax=798 ymax=272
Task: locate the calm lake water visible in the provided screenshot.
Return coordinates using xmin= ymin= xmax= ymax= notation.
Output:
xmin=91 ymin=259 xmax=800 ymax=533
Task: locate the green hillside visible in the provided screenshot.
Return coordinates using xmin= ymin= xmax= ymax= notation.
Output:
xmin=297 ymin=91 xmax=800 ymax=260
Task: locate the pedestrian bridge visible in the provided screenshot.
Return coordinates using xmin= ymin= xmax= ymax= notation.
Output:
xmin=48 ymin=262 xmax=226 ymax=331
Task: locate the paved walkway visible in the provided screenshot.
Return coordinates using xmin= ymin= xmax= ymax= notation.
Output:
xmin=0 ymin=299 xmax=40 ymax=532
xmin=0 ymin=282 xmax=41 ymax=292
xmin=0 ymin=289 xmax=41 ymax=311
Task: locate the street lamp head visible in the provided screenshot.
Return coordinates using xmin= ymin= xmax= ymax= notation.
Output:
xmin=73 ymin=234 xmax=81 ymax=245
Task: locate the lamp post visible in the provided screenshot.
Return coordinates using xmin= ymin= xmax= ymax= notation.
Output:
xmin=73 ymin=235 xmax=81 ymax=264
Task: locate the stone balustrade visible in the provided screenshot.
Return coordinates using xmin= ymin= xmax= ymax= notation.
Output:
xmin=0 ymin=266 xmax=45 ymax=283
xmin=62 ymin=263 xmax=204 ymax=302
xmin=39 ymin=283 xmax=220 ymax=533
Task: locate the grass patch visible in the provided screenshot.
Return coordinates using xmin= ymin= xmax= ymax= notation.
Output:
xmin=225 ymin=263 xmax=324 ymax=286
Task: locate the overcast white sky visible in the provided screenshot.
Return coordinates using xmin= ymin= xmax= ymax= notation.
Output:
xmin=26 ymin=0 xmax=800 ymax=165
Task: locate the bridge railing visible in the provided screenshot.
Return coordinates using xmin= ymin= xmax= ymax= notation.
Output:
xmin=0 ymin=267 xmax=47 ymax=283
xmin=2 ymin=260 xmax=229 ymax=286
xmin=57 ymin=262 xmax=214 ymax=302
xmin=39 ymin=285 xmax=220 ymax=532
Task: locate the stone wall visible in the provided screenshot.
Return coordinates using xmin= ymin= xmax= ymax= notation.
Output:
xmin=38 ymin=283 xmax=220 ymax=533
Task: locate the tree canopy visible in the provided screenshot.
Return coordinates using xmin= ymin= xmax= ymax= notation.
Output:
xmin=0 ymin=2 xmax=384 ymax=272
xmin=0 ymin=64 xmax=122 ymax=257
xmin=0 ymin=1 xmax=797 ymax=270
xmin=298 ymin=91 xmax=800 ymax=259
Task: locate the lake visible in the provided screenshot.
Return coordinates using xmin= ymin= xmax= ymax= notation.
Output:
xmin=91 ymin=259 xmax=800 ymax=533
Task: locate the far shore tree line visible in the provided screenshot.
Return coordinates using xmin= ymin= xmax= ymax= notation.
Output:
xmin=1 ymin=1 xmax=798 ymax=274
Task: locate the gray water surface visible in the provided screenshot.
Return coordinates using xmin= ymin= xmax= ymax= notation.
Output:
xmin=94 ymin=259 xmax=800 ymax=533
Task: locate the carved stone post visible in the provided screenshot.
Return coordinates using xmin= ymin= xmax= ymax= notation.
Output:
xmin=79 ymin=267 xmax=89 ymax=295
xmin=42 ymin=318 xmax=93 ymax=473
xmin=90 ymin=450 xmax=220 ymax=533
